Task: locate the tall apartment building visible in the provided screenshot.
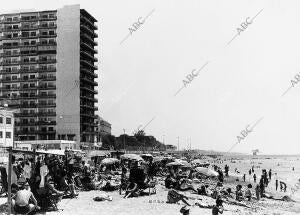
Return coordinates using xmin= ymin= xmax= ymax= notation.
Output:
xmin=0 ymin=5 xmax=98 ymax=148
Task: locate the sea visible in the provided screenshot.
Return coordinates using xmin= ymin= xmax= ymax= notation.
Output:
xmin=219 ymin=154 xmax=300 ymax=201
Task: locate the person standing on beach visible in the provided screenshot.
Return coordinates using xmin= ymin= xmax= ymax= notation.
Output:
xmin=259 ymin=178 xmax=265 ymax=197
xmin=212 ymin=197 xmax=224 ymax=215
xmin=243 ymin=174 xmax=246 ymax=182
xmin=268 ymin=169 xmax=272 ymax=180
xmin=253 ymin=174 xmax=257 ymax=183
xmin=252 ymin=165 xmax=254 ymax=173
xmin=275 ymin=179 xmax=278 ymax=191
xmin=249 ymin=169 xmax=251 ymax=175
xmin=255 ymin=184 xmax=260 ymax=200
xmin=224 ymin=165 xmax=229 ymax=177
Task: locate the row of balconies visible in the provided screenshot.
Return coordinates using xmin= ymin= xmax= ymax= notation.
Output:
xmin=0 ymin=94 xmax=56 ymax=100
xmin=1 ymin=41 xmax=57 ymax=49
xmin=1 ymin=16 xmax=57 ymax=24
xmin=0 ymin=59 xmax=57 ymax=65
xmin=15 ymin=112 xmax=56 ymax=117
xmin=15 ymin=120 xmax=56 ymax=126
xmin=15 ymin=129 xmax=56 ymax=135
xmin=0 ymin=42 xmax=57 ymax=51
xmin=0 ymin=76 xmax=56 ymax=83
xmin=0 ymin=85 xmax=56 ymax=91
xmin=0 ymin=24 xmax=56 ymax=34
xmin=10 ymin=103 xmax=56 ymax=108
xmin=0 ymin=68 xmax=56 ymax=74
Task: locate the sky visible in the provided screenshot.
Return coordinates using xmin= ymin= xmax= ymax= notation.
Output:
xmin=2 ymin=0 xmax=300 ymax=154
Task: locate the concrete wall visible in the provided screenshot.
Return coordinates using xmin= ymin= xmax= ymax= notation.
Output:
xmin=56 ymin=5 xmax=81 ymax=147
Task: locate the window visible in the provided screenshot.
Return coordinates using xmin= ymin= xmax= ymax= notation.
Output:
xmin=6 ymin=118 xmax=11 ymax=124
xmin=0 ymin=131 xmax=2 ymax=138
xmin=6 ymin=132 xmax=11 ymax=139
xmin=30 ymin=75 xmax=35 ymax=79
xmin=0 ymin=117 xmax=3 ymax=124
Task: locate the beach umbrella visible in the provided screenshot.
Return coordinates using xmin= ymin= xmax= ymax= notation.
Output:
xmin=166 ymin=161 xmax=184 ymax=167
xmin=120 ymin=154 xmax=144 ymax=161
xmin=101 ymin=158 xmax=120 ymax=165
xmin=153 ymin=156 xmax=165 ymax=163
xmin=195 ymin=167 xmax=219 ymax=177
xmin=175 ymin=159 xmax=192 ymax=168
xmin=141 ymin=154 xmax=153 ymax=157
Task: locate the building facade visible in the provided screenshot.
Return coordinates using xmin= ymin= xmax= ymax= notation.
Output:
xmin=0 ymin=106 xmax=15 ymax=147
xmin=95 ymin=115 xmax=111 ymax=142
xmin=0 ymin=5 xmax=98 ymax=149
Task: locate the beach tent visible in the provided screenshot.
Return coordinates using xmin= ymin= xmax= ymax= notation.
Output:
xmin=195 ymin=167 xmax=218 ymax=177
xmin=101 ymin=158 xmax=120 ymax=165
xmin=120 ymin=154 xmax=144 ymax=161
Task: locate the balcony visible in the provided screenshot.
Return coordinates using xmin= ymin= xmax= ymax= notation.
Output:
xmin=38 ymin=94 xmax=56 ymax=98
xmin=37 ymin=103 xmax=56 ymax=108
xmin=20 ymin=25 xmax=39 ymax=30
xmin=39 ymin=33 xmax=57 ymax=38
xmin=80 ymin=95 xmax=98 ymax=102
xmin=80 ymin=67 xmax=97 ymax=77
xmin=20 ymin=17 xmax=38 ymax=22
xmin=80 ymin=112 xmax=96 ymax=118
xmin=80 ymin=50 xmax=96 ymax=61
xmin=39 ymin=16 xmax=57 ymax=21
xmin=80 ymin=85 xmax=97 ymax=94
xmin=0 ymin=61 xmax=20 ymax=66
xmin=38 ymin=24 xmax=57 ymax=29
xmin=0 ymin=44 xmax=20 ymax=49
xmin=80 ymin=59 xmax=97 ymax=70
xmin=81 ymin=77 xmax=98 ymax=86
xmin=37 ymin=42 xmax=57 ymax=46
xmin=81 ymin=104 xmax=98 ymax=110
xmin=80 ymin=24 xmax=97 ymax=37
xmin=1 ymin=18 xmax=20 ymax=24
xmin=80 ymin=33 xmax=97 ymax=46
xmin=80 ymin=16 xmax=98 ymax=30
xmin=39 ymin=68 xmax=56 ymax=73
xmin=38 ymin=85 xmax=56 ymax=90
xmin=0 ymin=52 xmax=20 ymax=57
xmin=80 ymin=41 xmax=97 ymax=53
xmin=38 ymin=59 xmax=57 ymax=64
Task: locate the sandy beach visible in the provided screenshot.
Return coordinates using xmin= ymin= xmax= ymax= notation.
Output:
xmin=1 ymin=155 xmax=300 ymax=215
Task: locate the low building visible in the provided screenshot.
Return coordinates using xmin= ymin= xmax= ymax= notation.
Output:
xmin=0 ymin=105 xmax=16 ymax=147
xmin=15 ymin=139 xmax=76 ymax=150
xmin=165 ymin=144 xmax=177 ymax=151
xmin=95 ymin=115 xmax=111 ymax=142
